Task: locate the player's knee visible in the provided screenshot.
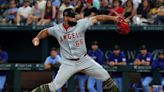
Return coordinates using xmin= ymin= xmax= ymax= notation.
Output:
xmin=142 ymin=81 xmax=149 ymax=87
xmin=79 ymin=84 xmax=85 ymax=89
xmin=79 ymin=87 xmax=85 ymax=92
xmin=162 ymin=80 xmax=164 ymax=86
xmin=87 ymin=85 xmax=95 ymax=92
xmin=101 ymin=70 xmax=110 ymax=81
xmin=87 ymin=82 xmax=95 ymax=90
xmin=142 ymin=79 xmax=152 ymax=87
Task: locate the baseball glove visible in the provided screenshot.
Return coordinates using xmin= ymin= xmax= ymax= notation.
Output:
xmin=116 ymin=16 xmax=130 ymax=35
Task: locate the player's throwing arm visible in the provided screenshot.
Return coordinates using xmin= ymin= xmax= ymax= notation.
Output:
xmin=32 ymin=29 xmax=50 ymax=46
xmin=91 ymin=15 xmax=130 ymax=35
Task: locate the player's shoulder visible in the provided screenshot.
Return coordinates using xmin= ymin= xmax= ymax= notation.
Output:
xmin=120 ymin=51 xmax=125 ymax=56
xmin=44 ymin=56 xmax=53 ymax=64
xmin=147 ymin=52 xmax=152 ymax=55
xmin=46 ymin=56 xmax=51 ymax=60
xmin=97 ymin=48 xmax=103 ymax=52
xmin=51 ymin=23 xmax=61 ymax=28
xmin=96 ymin=48 xmax=103 ymax=54
xmin=77 ymin=17 xmax=91 ymax=23
xmin=87 ymin=49 xmax=92 ymax=53
xmin=147 ymin=52 xmax=152 ymax=56
xmin=48 ymin=23 xmax=61 ymax=30
xmin=108 ymin=52 xmax=113 ymax=57
xmin=136 ymin=53 xmax=141 ymax=57
xmin=56 ymin=55 xmax=61 ymax=59
xmin=1 ymin=51 xmax=8 ymax=54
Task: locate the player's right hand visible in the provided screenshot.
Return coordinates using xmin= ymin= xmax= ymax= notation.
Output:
xmin=32 ymin=38 xmax=40 ymax=46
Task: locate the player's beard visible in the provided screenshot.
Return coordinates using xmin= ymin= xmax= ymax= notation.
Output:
xmin=68 ymin=21 xmax=77 ymax=27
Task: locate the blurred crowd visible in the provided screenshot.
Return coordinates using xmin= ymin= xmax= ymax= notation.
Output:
xmin=0 ymin=0 xmax=164 ymax=25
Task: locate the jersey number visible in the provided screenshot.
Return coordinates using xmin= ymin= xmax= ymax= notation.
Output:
xmin=76 ymin=39 xmax=83 ymax=47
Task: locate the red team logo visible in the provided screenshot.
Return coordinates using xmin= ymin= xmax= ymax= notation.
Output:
xmin=60 ymin=32 xmax=84 ymax=47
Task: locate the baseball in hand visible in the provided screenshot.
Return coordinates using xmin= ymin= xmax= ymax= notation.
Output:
xmin=32 ymin=38 xmax=39 ymax=46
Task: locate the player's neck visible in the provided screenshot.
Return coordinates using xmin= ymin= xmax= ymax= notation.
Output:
xmin=92 ymin=49 xmax=97 ymax=52
xmin=63 ymin=22 xmax=69 ymax=27
xmin=63 ymin=22 xmax=70 ymax=31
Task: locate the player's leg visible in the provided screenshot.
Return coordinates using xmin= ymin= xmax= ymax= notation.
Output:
xmin=0 ymin=76 xmax=6 ymax=92
xmin=96 ymin=79 xmax=103 ymax=92
xmin=142 ymin=76 xmax=152 ymax=92
xmin=51 ymin=71 xmax=62 ymax=92
xmin=31 ymin=63 xmax=78 ymax=92
xmin=77 ymin=75 xmax=87 ymax=92
xmin=162 ymin=77 xmax=164 ymax=87
xmin=113 ymin=77 xmax=122 ymax=92
xmin=87 ymin=77 xmax=97 ymax=92
xmin=81 ymin=56 xmax=119 ymax=92
xmin=85 ymin=68 xmax=119 ymax=92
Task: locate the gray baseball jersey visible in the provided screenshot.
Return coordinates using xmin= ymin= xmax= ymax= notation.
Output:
xmin=48 ymin=18 xmax=93 ymax=59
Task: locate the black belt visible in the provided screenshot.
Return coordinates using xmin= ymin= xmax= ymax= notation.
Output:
xmin=68 ymin=53 xmax=87 ymax=61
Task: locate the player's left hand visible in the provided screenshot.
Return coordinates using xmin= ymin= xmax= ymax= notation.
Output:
xmin=115 ymin=16 xmax=130 ymax=35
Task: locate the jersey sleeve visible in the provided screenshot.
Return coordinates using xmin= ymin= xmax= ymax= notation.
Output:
xmin=121 ymin=52 xmax=127 ymax=62
xmin=78 ymin=17 xmax=94 ymax=32
xmin=135 ymin=54 xmax=140 ymax=60
xmin=47 ymin=26 xmax=57 ymax=37
xmin=151 ymin=60 xmax=158 ymax=69
xmin=97 ymin=50 xmax=104 ymax=65
xmin=87 ymin=50 xmax=92 ymax=56
xmin=107 ymin=54 xmax=113 ymax=62
xmin=1 ymin=51 xmax=8 ymax=63
xmin=44 ymin=57 xmax=51 ymax=64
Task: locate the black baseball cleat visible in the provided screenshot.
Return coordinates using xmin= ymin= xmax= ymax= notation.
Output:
xmin=103 ymin=78 xmax=119 ymax=92
xmin=31 ymin=84 xmax=50 ymax=92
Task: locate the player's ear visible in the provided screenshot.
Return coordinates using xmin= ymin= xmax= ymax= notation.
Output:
xmin=63 ymin=16 xmax=68 ymax=21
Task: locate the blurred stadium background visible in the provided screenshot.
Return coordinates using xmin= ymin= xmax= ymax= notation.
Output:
xmin=0 ymin=0 xmax=164 ymax=92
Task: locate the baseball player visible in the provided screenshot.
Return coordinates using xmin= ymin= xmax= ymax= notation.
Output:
xmin=74 ymin=72 xmax=87 ymax=92
xmin=151 ymin=51 xmax=164 ymax=91
xmin=31 ymin=8 xmax=126 ymax=92
xmin=0 ymin=45 xmax=8 ymax=92
xmin=87 ymin=41 xmax=104 ymax=92
xmin=107 ymin=45 xmax=127 ymax=92
xmin=133 ymin=45 xmax=153 ymax=92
